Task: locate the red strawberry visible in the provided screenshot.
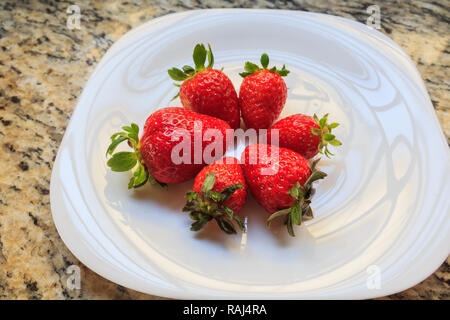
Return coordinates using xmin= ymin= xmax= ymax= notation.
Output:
xmin=241 ymin=144 xmax=326 ymax=236
xmin=267 ymin=113 xmax=341 ymax=159
xmin=239 ymin=53 xmax=289 ymax=129
xmin=168 ymin=44 xmax=240 ymax=129
xmin=183 ymin=157 xmax=247 ymax=234
xmin=106 ymin=107 xmax=231 ymax=187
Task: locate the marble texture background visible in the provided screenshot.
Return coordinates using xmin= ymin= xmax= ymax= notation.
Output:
xmin=0 ymin=0 xmax=448 ymax=299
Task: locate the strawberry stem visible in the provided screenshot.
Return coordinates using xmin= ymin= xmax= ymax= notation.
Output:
xmin=239 ymin=53 xmax=290 ymax=78
xmin=106 ymin=123 xmax=165 ymax=189
xmin=311 ymin=114 xmax=342 ymax=158
xmin=167 ymin=43 xmax=214 ymax=100
xmin=183 ymin=172 xmax=245 ymax=235
xmin=266 ymin=159 xmax=327 ymax=236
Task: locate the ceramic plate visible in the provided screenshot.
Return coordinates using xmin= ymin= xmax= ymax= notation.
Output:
xmin=50 ymin=9 xmax=450 ymax=299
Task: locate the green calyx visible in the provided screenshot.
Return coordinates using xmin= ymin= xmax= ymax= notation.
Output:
xmin=106 ymin=123 xmax=164 ymax=189
xmin=311 ymin=113 xmax=342 ymax=158
xmin=183 ymin=172 xmax=246 ymax=235
xmin=266 ymin=159 xmax=327 ymax=237
xmin=167 ymin=43 xmax=214 ymax=100
xmin=239 ymin=53 xmax=290 ymax=78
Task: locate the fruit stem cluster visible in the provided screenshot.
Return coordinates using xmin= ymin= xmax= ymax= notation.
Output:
xmin=267 ymin=158 xmax=327 ymax=236
xmin=239 ymin=53 xmax=290 ymax=78
xmin=183 ymin=172 xmax=245 ymax=234
xmin=106 ymin=123 xmax=164 ymax=189
xmin=168 ymin=43 xmax=214 ymax=100
xmin=311 ymin=114 xmax=342 ymax=158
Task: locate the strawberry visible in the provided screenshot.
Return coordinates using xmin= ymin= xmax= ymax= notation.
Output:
xmin=267 ymin=113 xmax=342 ymax=159
xmin=183 ymin=157 xmax=247 ymax=234
xmin=241 ymin=144 xmax=326 ymax=236
xmin=238 ymin=53 xmax=289 ymax=129
xmin=106 ymin=107 xmax=231 ymax=187
xmin=168 ymin=43 xmax=240 ymax=129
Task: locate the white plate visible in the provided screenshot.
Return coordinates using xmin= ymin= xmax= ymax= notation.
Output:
xmin=50 ymin=9 xmax=450 ymax=299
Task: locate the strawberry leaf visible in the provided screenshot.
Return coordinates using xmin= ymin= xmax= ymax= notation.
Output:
xmin=107 ymin=152 xmax=137 ymax=172
xmin=132 ymin=162 xmax=148 ymax=188
xmin=201 ymin=172 xmax=216 ymax=195
xmin=260 ymin=53 xmax=269 ymax=69
xmin=216 ymin=217 xmax=237 ymax=234
xmin=198 ymin=213 xmax=213 ymax=222
xmin=193 ymin=43 xmax=207 ymax=71
xmin=106 ymin=135 xmax=128 ymax=156
xmin=285 ymin=214 xmax=295 ymax=237
xmin=324 ymin=146 xmax=335 ymax=158
xmin=310 ymin=158 xmax=321 ymax=172
xmin=207 ymin=190 xmax=223 ymax=202
xmin=128 ymin=176 xmax=135 ymax=189
xmin=267 ymin=208 xmax=290 ymax=227
xmin=329 ymin=139 xmax=342 ymax=146
xmin=206 ymin=43 xmax=214 ymax=69
xmin=290 ymin=201 xmax=301 ymax=225
xmin=311 ymin=127 xmax=322 ymax=136
xmin=220 ymin=183 xmax=243 ymax=203
xmin=222 ymin=206 xmax=233 ymax=217
xmin=329 ymin=122 xmax=339 ymax=129
xmin=240 ymin=53 xmax=290 ymax=77
xmin=276 ymin=65 xmax=290 ymax=77
xmin=191 ymin=220 xmax=207 ymax=232
xmin=168 ymin=67 xmax=188 ymax=81
xmin=244 ymin=61 xmax=260 ymax=74
xmin=188 ymin=191 xmax=199 ymax=202
xmin=305 ymin=168 xmax=327 ymax=186
xmin=182 ymin=65 xmax=195 ymax=74
xmin=287 ymin=181 xmax=301 ymax=199
xmin=319 ymin=114 xmax=328 ymax=127
xmin=233 ymin=215 xmax=246 ymax=231
xmin=238 ymin=71 xmax=253 ymax=77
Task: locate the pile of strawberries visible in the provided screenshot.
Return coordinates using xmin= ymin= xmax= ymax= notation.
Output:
xmin=106 ymin=44 xmax=341 ymax=237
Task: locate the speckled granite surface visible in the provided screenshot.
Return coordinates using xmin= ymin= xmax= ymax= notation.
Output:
xmin=0 ymin=0 xmax=448 ymax=300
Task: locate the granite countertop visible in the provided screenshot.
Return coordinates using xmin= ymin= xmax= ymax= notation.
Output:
xmin=0 ymin=0 xmax=448 ymax=300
